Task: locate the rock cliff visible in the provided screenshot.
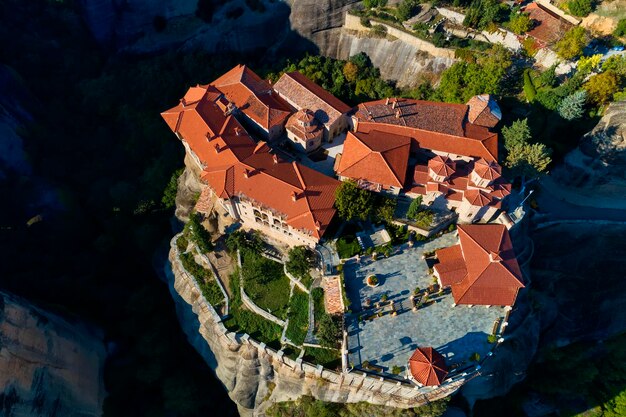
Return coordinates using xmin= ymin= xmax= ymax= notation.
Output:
xmin=0 ymin=291 xmax=106 ymax=417
xmin=551 ymin=100 xmax=626 ymax=209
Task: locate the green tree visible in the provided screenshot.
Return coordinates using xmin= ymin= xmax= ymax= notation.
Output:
xmin=523 ymin=69 xmax=537 ymax=102
xmin=614 ymin=19 xmax=626 ymax=37
xmin=505 ymin=142 xmax=552 ymax=181
xmin=375 ymin=196 xmax=397 ymax=223
xmin=555 ymin=27 xmax=587 ymax=60
xmin=508 ymin=12 xmax=532 ymax=34
xmin=567 ymin=0 xmax=593 ymax=17
xmin=584 ymin=70 xmax=619 ymax=104
xmin=406 ymin=196 xmax=423 ymax=220
xmin=538 ymin=64 xmax=558 ymax=88
xmin=558 ymin=90 xmax=587 ymax=120
xmin=397 ymin=0 xmax=421 ymax=21
xmin=343 ymin=61 xmax=359 ymax=83
xmin=463 ymin=0 xmax=509 ymax=30
xmin=603 ymin=54 xmax=626 ymax=77
xmin=335 ymin=180 xmax=375 ymax=221
xmin=604 ymin=389 xmax=626 ymax=417
xmin=502 ymin=118 xmax=532 ymax=150
xmin=161 ymin=167 xmax=183 ymax=209
xmin=286 ymin=246 xmax=314 ymax=280
xmin=577 ymin=54 xmax=602 ymax=75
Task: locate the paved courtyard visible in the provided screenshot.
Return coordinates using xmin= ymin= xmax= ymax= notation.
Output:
xmin=344 ymin=232 xmax=506 ymax=375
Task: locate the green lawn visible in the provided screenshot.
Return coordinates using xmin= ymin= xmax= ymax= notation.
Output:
xmin=336 ymin=236 xmax=362 ymax=259
xmin=223 ymin=269 xmax=283 ymax=349
xmin=312 ymin=287 xmax=325 ymax=328
xmin=285 ymin=289 xmax=309 ymax=345
xmin=241 ymin=250 xmax=291 ymax=319
xmin=303 ymin=347 xmax=342 ymax=370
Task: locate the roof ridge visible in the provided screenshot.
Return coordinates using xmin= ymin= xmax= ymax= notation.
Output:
xmin=174 ymin=110 xmax=184 ymax=133
xmin=285 ymin=72 xmax=349 ymax=112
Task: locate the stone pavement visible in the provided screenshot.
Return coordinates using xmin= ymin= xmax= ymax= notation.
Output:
xmin=344 ymin=233 xmax=505 ymax=374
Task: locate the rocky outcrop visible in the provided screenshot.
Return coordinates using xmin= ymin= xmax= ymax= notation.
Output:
xmin=0 ymin=291 xmax=106 ymax=417
xmin=551 ymin=100 xmax=626 ymax=209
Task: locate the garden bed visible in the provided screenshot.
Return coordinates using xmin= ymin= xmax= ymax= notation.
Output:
xmin=241 ymin=250 xmax=291 ymax=319
xmin=336 ymin=235 xmax=362 ymax=259
xmin=179 ymin=251 xmax=224 ymax=308
xmin=223 ymin=269 xmax=283 ymax=349
xmin=303 ymin=347 xmax=342 ymax=370
xmin=285 ymin=289 xmax=309 ymax=345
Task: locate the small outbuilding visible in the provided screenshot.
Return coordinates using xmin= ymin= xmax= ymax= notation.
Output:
xmin=407 ymin=346 xmax=449 ymax=386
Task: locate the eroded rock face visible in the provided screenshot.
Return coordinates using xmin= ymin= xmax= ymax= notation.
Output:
xmin=0 ymin=291 xmax=106 ymax=417
xmin=553 ymin=101 xmax=626 ymax=204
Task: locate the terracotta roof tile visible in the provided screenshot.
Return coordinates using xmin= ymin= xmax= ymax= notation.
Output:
xmin=337 ymin=129 xmax=411 ymax=188
xmin=466 ymin=94 xmax=502 ymax=128
xmin=435 ymin=224 xmax=524 ymax=306
xmin=285 ymin=109 xmax=324 ymax=141
xmin=212 ymin=65 xmax=292 ymax=130
xmin=408 ymin=347 xmax=448 ymax=386
xmin=524 ymin=2 xmax=574 ymax=46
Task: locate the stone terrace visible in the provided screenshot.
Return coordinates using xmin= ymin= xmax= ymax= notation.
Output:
xmin=344 ymin=233 xmax=505 ymax=375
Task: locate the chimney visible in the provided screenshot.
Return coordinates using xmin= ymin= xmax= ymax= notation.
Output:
xmin=315 ymin=220 xmax=321 ymax=230
xmin=489 ymin=251 xmax=502 ymax=263
xmin=353 ymin=116 xmax=359 ymax=132
xmin=291 ymin=191 xmax=298 ymax=201
xmin=234 ymin=127 xmax=241 ymax=136
xmin=180 ymin=98 xmax=186 ymax=107
xmin=273 ymin=154 xmax=278 ymax=164
xmin=391 ymin=99 xmax=396 ymax=109
xmin=395 ymin=109 xmax=401 ymax=119
xmin=385 ymin=98 xmax=390 ymax=106
xmin=214 ymin=143 xmax=221 ymax=153
xmin=243 ymin=168 xmax=250 ymax=178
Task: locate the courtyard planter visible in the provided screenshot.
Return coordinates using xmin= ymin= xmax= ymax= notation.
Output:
xmin=367 ymin=275 xmax=379 ymax=287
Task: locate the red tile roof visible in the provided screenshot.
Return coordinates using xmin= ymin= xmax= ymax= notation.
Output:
xmin=435 ymin=224 xmax=524 ymax=306
xmin=408 ymin=347 xmax=448 ymax=386
xmin=285 ymin=109 xmax=323 ymax=141
xmin=336 ymin=129 xmax=411 ymax=188
xmin=473 ymin=158 xmax=502 ymax=181
xmin=162 ymin=83 xmax=338 ymax=240
xmin=428 ymin=155 xmax=456 ymax=177
xmin=524 ymin=2 xmax=574 ymax=47
xmin=274 ymin=71 xmax=351 ymax=128
xmin=463 ymin=189 xmax=493 ymax=207
xmin=212 ymin=65 xmax=292 ymax=131
xmin=201 ymin=145 xmax=339 ymax=239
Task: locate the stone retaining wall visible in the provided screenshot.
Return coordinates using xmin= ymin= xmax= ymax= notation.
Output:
xmin=168 ymin=234 xmax=472 ymax=414
xmin=344 ymin=14 xmax=455 ymax=59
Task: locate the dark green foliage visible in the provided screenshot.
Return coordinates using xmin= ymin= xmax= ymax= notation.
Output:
xmin=272 ymin=53 xmax=395 ymax=106
xmin=360 ymin=16 xmax=372 ymax=27
xmin=312 ymin=287 xmax=325 ymax=324
xmin=179 ymin=252 xmax=224 ymax=307
xmin=523 ymin=69 xmax=537 ymax=102
xmin=336 ymin=236 xmax=362 ymax=259
xmin=363 ymin=0 xmax=388 ymax=7
xmin=176 ymin=234 xmax=189 ymax=253
xmin=266 ymin=395 xmax=450 ymax=417
xmin=241 ymin=250 xmax=291 ymax=318
xmin=463 ymin=0 xmax=509 ymax=30
xmin=567 ymin=0 xmax=593 ymax=17
xmin=285 ymin=289 xmax=309 ymax=345
xmin=502 ymin=118 xmax=532 ymax=151
xmin=224 ymin=270 xmax=283 ymax=348
xmin=397 ymin=0 xmax=421 ymax=21
xmin=161 ymin=167 xmax=183 ymax=209
xmin=406 ymin=195 xmax=423 ymax=220
xmin=286 ymin=246 xmax=314 ymax=284
xmin=435 ymin=45 xmax=512 ymax=103
xmin=538 ymin=64 xmax=558 ymax=88
xmin=335 ymin=180 xmax=375 ymax=221
xmin=615 ymin=19 xmax=626 ymax=37
xmin=225 ymin=230 xmax=264 ymax=253
xmin=303 ymin=348 xmax=342 ymax=369
xmin=371 ymin=24 xmax=388 ymax=37
xmin=375 ymin=195 xmax=397 ymax=223
xmin=184 ymin=213 xmax=214 ymax=253
xmin=317 ymin=314 xmax=342 ymax=348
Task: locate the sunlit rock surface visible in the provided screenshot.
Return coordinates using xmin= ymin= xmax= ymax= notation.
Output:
xmin=0 ymin=291 xmax=106 ymax=417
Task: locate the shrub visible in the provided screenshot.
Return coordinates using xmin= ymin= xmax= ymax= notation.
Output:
xmin=522 ymin=37 xmax=538 ymax=57
xmin=406 ymin=196 xmax=423 ymax=220
xmin=397 ymin=0 xmax=421 ymax=21
xmin=176 ymin=234 xmax=189 ymax=253
xmin=487 ymin=334 xmax=498 ymax=343
xmin=286 ymin=246 xmax=314 ymax=283
xmin=584 ymin=70 xmax=619 ymax=104
xmin=226 ymin=230 xmax=264 ymax=253
xmin=336 ymin=236 xmax=362 ymax=259
xmin=391 ymin=365 xmax=402 ymax=375
xmin=381 ymin=293 xmax=388 ymax=302
xmin=184 ymin=213 xmax=213 ymax=253
xmin=508 ymin=13 xmax=532 ymax=34
xmin=179 ymin=252 xmax=223 ymax=307
xmin=360 ymin=16 xmax=372 ymax=27
xmin=303 ymin=348 xmax=342 ymax=369
xmin=556 ymin=27 xmax=587 ymax=60
xmin=558 ymin=90 xmax=587 ymax=120
xmin=318 ymin=314 xmax=342 ymax=348
xmin=523 ymin=69 xmax=536 ymax=102
xmin=470 ymin=352 xmax=481 ymax=362
xmin=162 ymin=167 xmax=183 ymax=209
xmin=567 ymin=0 xmax=592 ymax=17
xmin=614 ymin=19 xmax=626 ymax=37
xmin=367 ymin=275 xmax=379 ymax=286
xmin=371 ymin=24 xmax=388 ymax=38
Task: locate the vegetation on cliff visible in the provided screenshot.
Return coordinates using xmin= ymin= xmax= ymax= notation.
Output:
xmin=266 ymin=395 xmax=450 ymax=417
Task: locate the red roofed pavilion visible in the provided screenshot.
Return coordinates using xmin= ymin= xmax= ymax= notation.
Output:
xmin=434 ymin=224 xmax=524 ymax=306
xmin=408 ymin=347 xmax=448 ymax=386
